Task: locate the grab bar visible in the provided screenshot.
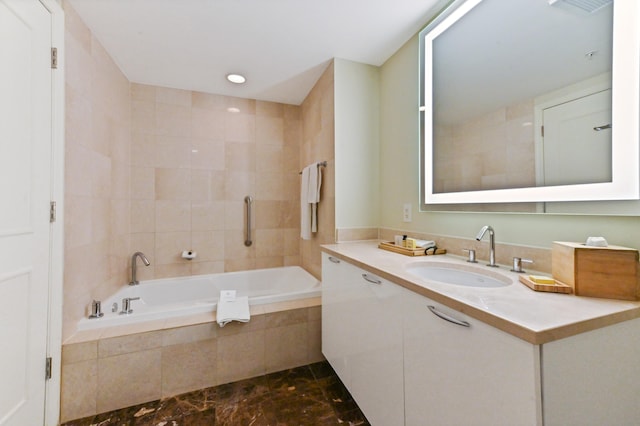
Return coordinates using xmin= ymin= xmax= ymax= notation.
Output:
xmin=244 ymin=195 xmax=253 ymax=247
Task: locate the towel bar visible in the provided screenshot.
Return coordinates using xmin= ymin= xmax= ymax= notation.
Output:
xmin=298 ymin=161 xmax=327 ymax=174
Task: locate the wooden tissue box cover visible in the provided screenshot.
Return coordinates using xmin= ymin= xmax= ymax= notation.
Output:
xmin=551 ymin=241 xmax=640 ymax=301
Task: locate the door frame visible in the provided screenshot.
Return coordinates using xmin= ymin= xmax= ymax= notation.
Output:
xmin=533 ymin=73 xmax=611 ymax=187
xmin=38 ymin=0 xmax=64 ymax=424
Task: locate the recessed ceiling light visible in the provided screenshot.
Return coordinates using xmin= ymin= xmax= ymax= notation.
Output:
xmin=226 ymin=73 xmax=246 ymax=84
xmin=227 ymin=107 xmax=241 ymax=113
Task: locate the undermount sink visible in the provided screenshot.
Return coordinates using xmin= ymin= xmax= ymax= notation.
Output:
xmin=406 ymin=263 xmax=511 ymax=288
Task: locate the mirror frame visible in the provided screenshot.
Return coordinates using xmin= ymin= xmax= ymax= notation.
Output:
xmin=420 ymin=0 xmax=640 ymax=206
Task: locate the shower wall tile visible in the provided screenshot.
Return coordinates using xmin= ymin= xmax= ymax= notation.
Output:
xmin=299 ymin=61 xmax=335 ymax=280
xmin=63 ymin=1 xmax=132 ymax=341
xmin=127 ymin=82 xmax=303 ymax=281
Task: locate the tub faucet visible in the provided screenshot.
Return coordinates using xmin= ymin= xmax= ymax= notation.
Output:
xmin=475 ymin=225 xmax=498 ymax=267
xmin=129 ymin=252 xmax=150 ymax=285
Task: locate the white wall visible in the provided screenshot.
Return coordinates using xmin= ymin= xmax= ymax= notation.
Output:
xmin=334 ymin=58 xmax=380 ymax=229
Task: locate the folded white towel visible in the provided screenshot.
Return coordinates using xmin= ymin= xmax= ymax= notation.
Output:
xmin=216 ymin=290 xmax=250 ymax=327
xmin=301 ymin=165 xmax=312 ymax=240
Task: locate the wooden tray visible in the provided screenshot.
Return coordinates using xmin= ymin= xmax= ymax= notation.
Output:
xmin=378 ymin=241 xmax=446 ymax=257
xmin=519 ymin=275 xmax=573 ymax=294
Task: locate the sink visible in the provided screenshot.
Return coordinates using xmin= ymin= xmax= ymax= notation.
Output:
xmin=406 ymin=263 xmax=511 ymax=288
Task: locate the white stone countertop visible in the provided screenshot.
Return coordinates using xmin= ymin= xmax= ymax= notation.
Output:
xmin=321 ymin=241 xmax=640 ymax=345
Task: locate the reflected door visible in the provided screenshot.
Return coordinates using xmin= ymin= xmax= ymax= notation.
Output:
xmin=0 ymin=0 xmax=52 ymax=425
xmin=542 ymin=89 xmax=612 ymax=186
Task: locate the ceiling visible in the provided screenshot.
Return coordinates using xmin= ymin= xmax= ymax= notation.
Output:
xmin=68 ymin=0 xmax=447 ymax=105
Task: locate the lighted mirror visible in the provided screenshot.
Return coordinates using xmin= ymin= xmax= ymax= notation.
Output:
xmin=420 ymin=0 xmax=640 ymax=208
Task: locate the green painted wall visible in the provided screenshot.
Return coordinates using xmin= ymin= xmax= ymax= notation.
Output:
xmin=378 ymin=36 xmax=640 ymax=249
xmin=334 ymin=58 xmax=380 ymax=229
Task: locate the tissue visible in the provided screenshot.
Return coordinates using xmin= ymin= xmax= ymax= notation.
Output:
xmin=585 ymin=237 xmax=608 ymax=247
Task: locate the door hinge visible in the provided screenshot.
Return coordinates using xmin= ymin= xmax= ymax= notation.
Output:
xmin=51 ymin=47 xmax=58 ymax=69
xmin=45 ymin=357 xmax=52 ymax=380
xmin=541 ymin=125 xmax=544 ymax=137
xmin=50 ymin=201 xmax=56 ymax=223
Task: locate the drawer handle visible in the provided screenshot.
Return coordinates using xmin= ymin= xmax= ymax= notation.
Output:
xmin=362 ymin=274 xmax=382 ymax=285
xmin=328 ymin=256 xmax=341 ymax=264
xmin=427 ymin=305 xmax=470 ymax=327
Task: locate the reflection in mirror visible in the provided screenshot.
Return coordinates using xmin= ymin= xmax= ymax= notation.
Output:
xmin=433 ymin=0 xmax=612 ymax=193
xmin=420 ymin=0 xmax=640 ymax=209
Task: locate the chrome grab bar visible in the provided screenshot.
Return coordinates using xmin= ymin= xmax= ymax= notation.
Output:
xmin=427 ymin=305 xmax=471 ymax=327
xmin=244 ymin=195 xmax=253 ymax=247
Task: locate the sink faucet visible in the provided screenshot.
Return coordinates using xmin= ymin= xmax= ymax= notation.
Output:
xmin=475 ymin=225 xmax=498 ymax=267
xmin=129 ymin=252 xmax=150 ymax=285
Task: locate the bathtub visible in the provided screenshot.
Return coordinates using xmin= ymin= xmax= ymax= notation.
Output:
xmin=77 ymin=266 xmax=320 ymax=330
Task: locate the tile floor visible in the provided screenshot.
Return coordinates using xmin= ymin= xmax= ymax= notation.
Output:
xmin=61 ymin=361 xmax=370 ymax=425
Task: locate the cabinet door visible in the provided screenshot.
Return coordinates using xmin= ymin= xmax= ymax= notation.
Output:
xmin=321 ymin=254 xmax=404 ymax=426
xmin=321 ymin=253 xmax=354 ymax=384
xmin=403 ymin=292 xmax=541 ymax=426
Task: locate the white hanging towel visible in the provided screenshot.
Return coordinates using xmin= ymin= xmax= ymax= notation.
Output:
xmin=216 ymin=290 xmax=250 ymax=327
xmin=300 ymin=162 xmax=322 ymax=239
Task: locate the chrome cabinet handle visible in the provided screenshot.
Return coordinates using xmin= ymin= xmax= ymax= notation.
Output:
xmin=328 ymin=256 xmax=341 ymax=264
xmin=427 ymin=305 xmax=470 ymax=327
xmin=362 ymin=274 xmax=382 ymax=285
xmin=244 ymin=195 xmax=253 ymax=247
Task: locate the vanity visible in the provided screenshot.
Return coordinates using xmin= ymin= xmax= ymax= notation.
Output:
xmin=321 ymin=242 xmax=640 ymax=426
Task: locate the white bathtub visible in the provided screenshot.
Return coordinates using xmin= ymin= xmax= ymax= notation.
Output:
xmin=77 ymin=266 xmax=320 ymax=330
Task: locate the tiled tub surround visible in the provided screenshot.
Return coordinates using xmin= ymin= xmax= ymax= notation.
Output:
xmin=60 ymin=298 xmax=322 ymax=423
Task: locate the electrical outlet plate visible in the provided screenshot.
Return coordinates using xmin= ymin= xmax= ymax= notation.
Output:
xmin=403 ymin=203 xmax=412 ymax=222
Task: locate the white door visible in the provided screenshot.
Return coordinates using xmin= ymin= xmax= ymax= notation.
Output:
xmin=0 ymin=1 xmax=52 ymax=425
xmin=542 ymin=90 xmax=612 ymax=186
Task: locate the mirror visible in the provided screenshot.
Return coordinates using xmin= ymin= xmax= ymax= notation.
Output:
xmin=420 ymin=0 xmax=640 ymax=208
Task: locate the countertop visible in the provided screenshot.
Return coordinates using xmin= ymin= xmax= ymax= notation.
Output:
xmin=321 ymin=241 xmax=640 ymax=345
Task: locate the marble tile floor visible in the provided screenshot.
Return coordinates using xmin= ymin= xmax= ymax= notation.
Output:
xmin=62 ymin=361 xmax=370 ymax=426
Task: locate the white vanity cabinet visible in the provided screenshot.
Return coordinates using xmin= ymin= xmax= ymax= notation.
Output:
xmin=321 ymin=253 xmax=405 ymax=426
xmin=322 ymin=251 xmax=640 ymax=426
xmin=402 ymin=291 xmax=541 ymax=426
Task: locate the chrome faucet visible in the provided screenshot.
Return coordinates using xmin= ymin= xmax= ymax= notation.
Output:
xmin=129 ymin=252 xmax=150 ymax=285
xmin=475 ymin=225 xmax=498 ymax=267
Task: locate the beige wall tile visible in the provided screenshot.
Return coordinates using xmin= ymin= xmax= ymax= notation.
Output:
xmin=265 ymin=308 xmax=308 ymax=328
xmin=60 ymin=359 xmax=97 ymax=423
xmin=225 ymin=258 xmax=256 ymax=272
xmin=155 ymin=168 xmax=191 ymax=200
xmin=265 ymin=323 xmax=308 ymax=373
xmin=191 ymin=261 xmax=225 ymax=275
xmin=307 ymin=320 xmax=324 ymax=363
xmin=192 ymin=201 xmax=225 ymax=231
xmin=224 ymin=114 xmax=255 ymax=143
xmin=256 ymin=116 xmax=284 ymax=145
xmin=156 ymin=231 xmax=192 ymax=265
xmin=191 ymin=108 xmax=225 ymax=140
xmin=62 ymin=341 xmax=97 ymax=365
xmin=162 ymin=323 xmax=218 ymax=346
xmin=155 ymin=263 xmax=192 ymax=279
xmin=217 ymin=330 xmax=265 ymax=384
xmin=98 ymin=331 xmax=163 ymax=358
xmin=255 ymin=229 xmax=284 ymax=258
xmin=155 ymin=200 xmax=191 ymax=232
xmin=191 ymin=230 xmax=225 ymax=262
xmin=156 ymin=86 xmax=192 ymax=107
xmin=191 ymin=139 xmax=226 ymax=171
xmin=255 ymin=256 xmax=284 ymax=269
xmin=97 ymin=349 xmax=162 ymax=413
xmin=257 ymin=100 xmax=284 ymax=118
xmin=162 ymin=339 xmax=218 ymax=397
xmin=225 ymin=142 xmax=256 ymax=171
